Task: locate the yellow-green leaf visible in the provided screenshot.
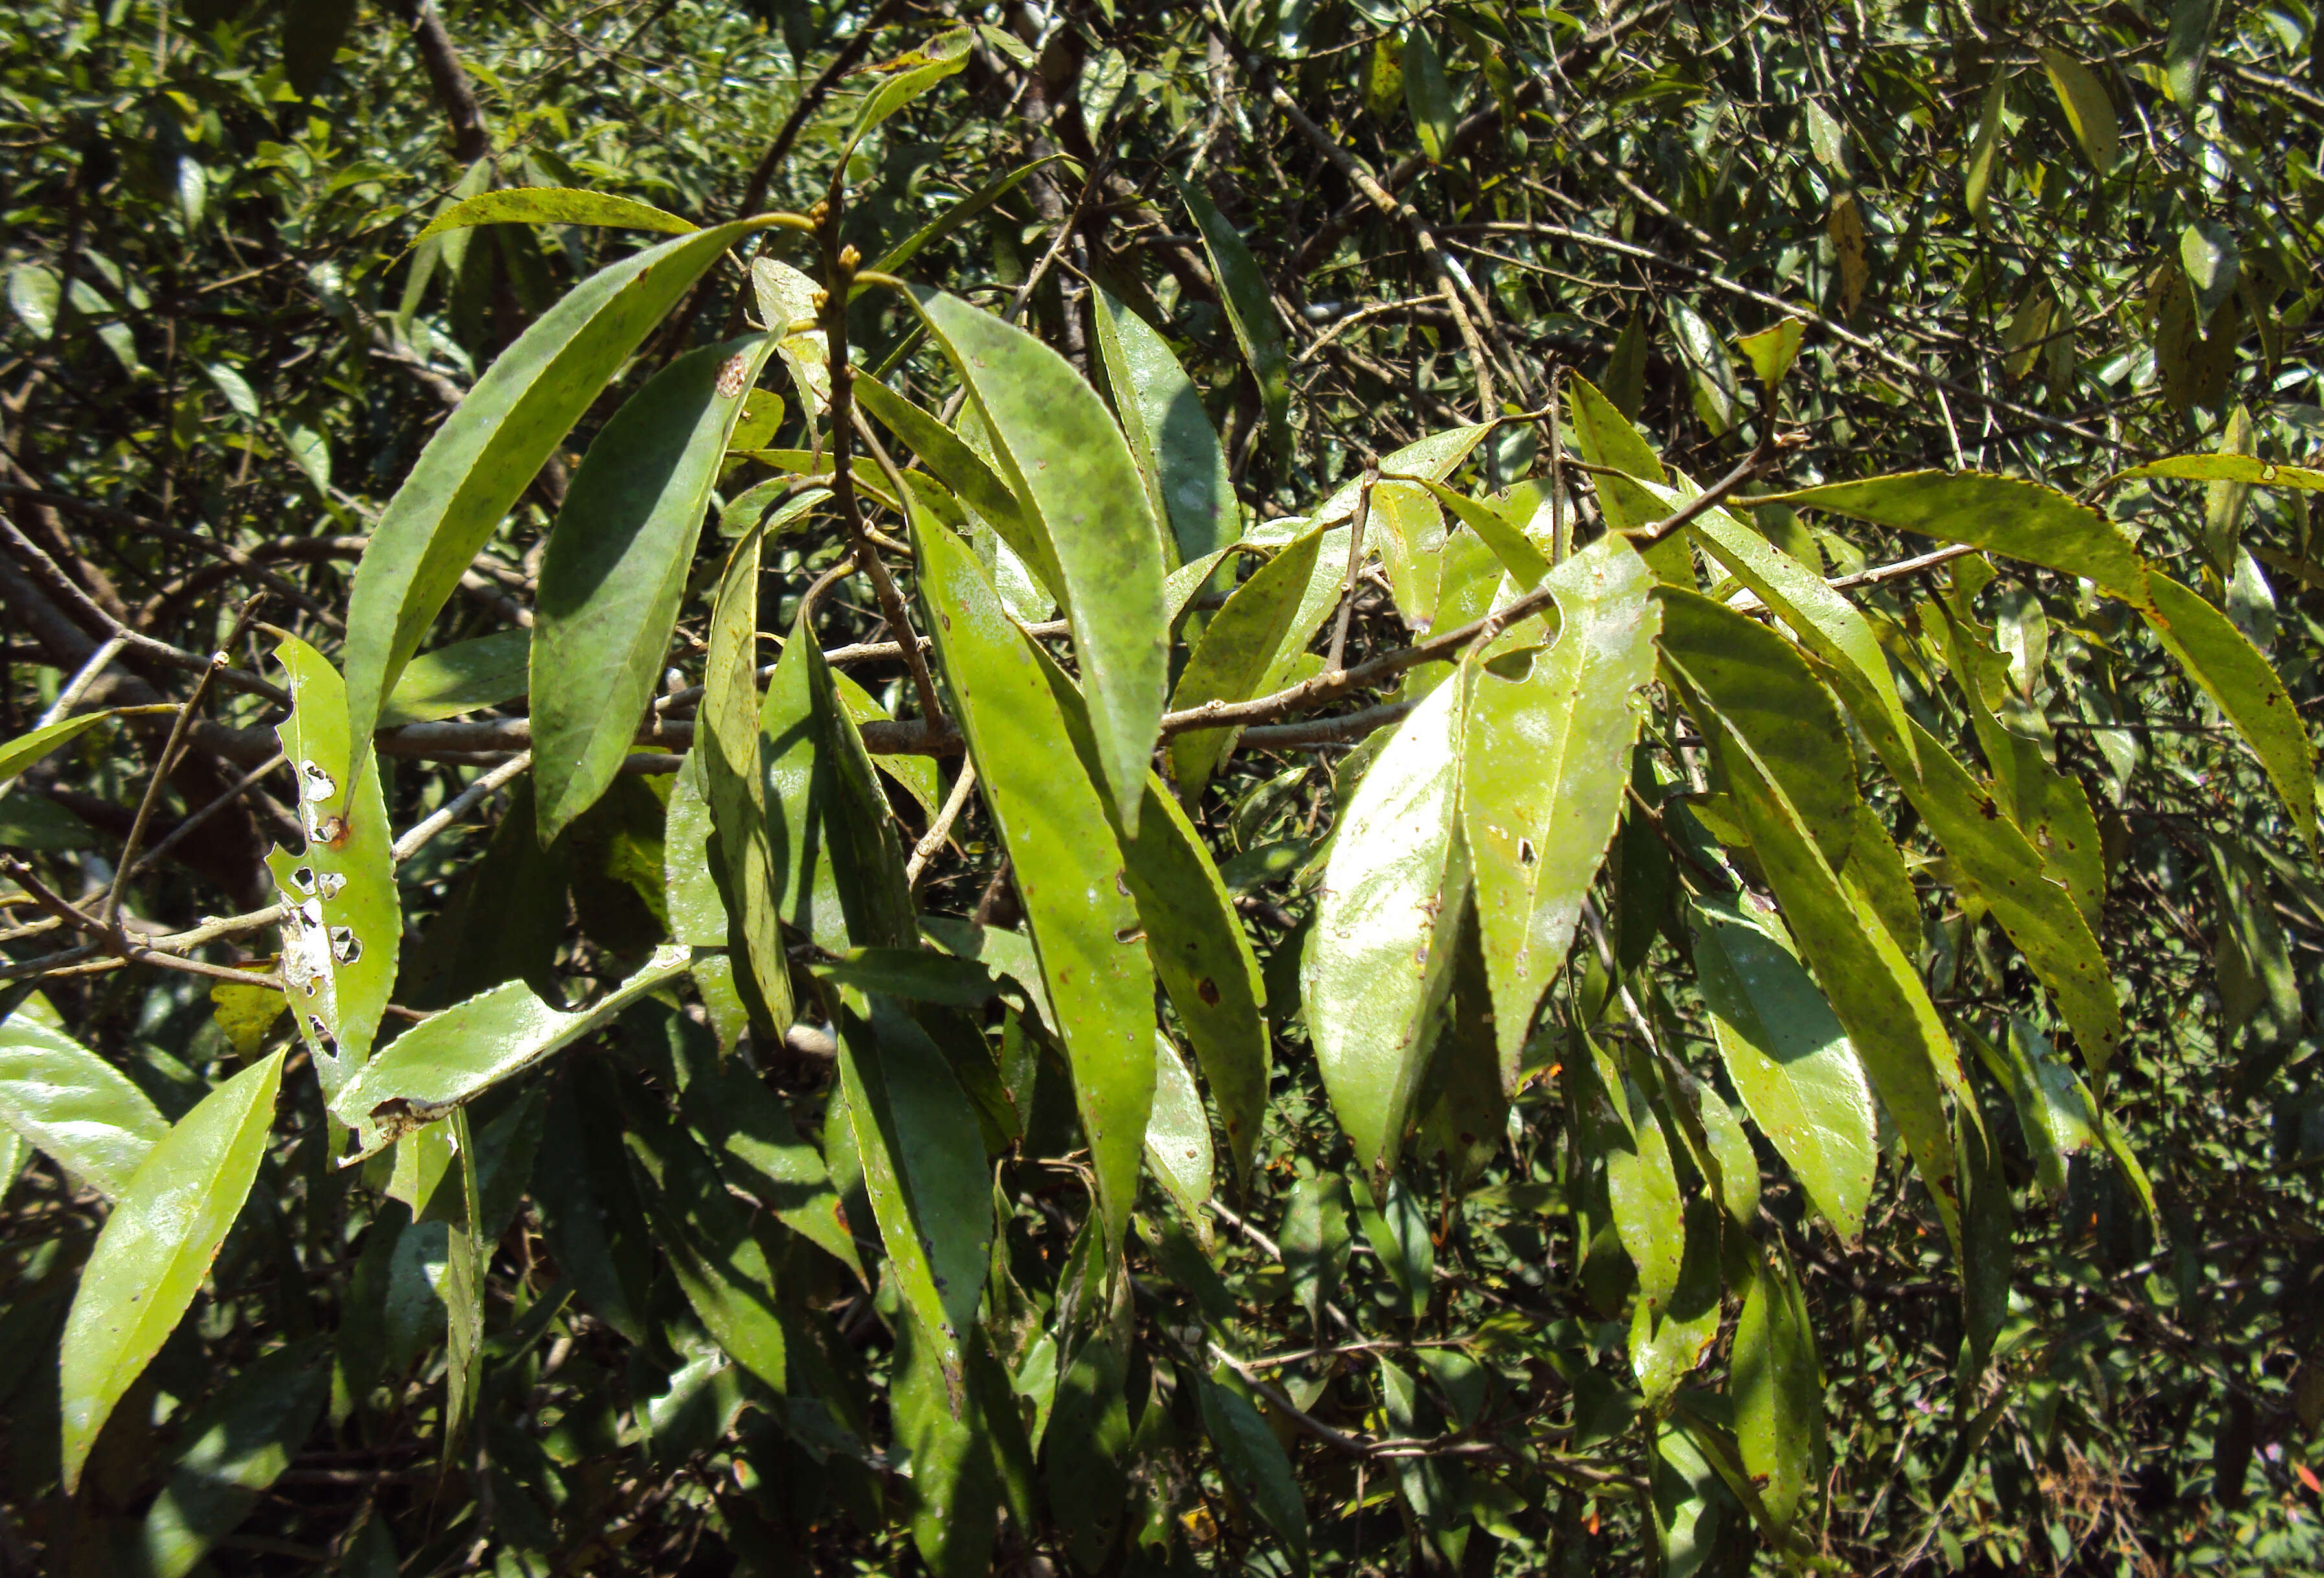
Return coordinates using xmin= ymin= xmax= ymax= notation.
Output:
xmin=413 ymin=187 xmax=698 ymax=244
xmin=2143 ymin=571 xmax=2315 ymax=845
xmin=0 ymin=1012 xmax=169 ymax=1198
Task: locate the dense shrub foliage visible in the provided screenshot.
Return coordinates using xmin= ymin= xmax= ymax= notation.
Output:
xmin=3 ymin=1 xmax=2323 ymax=1574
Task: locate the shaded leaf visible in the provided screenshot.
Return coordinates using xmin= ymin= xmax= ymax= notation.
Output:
xmin=2143 ymin=571 xmax=2316 ymax=845
xmin=378 ymin=630 xmax=529 ymax=726
xmin=1178 ymin=179 xmax=1292 ymax=461
xmin=1169 ymin=525 xmax=1326 ymax=803
xmin=1731 ymin=1242 xmax=1822 ymax=1532
xmin=135 ymin=1337 xmax=329 ymax=1578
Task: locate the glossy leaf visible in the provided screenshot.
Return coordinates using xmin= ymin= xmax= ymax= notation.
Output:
xmin=1170 ymin=525 xmax=1326 ymax=803
xmin=1091 ymin=286 xmax=1240 ymax=567
xmin=135 ymin=1336 xmax=329 ymax=1578
xmin=829 ymin=667 xmax=942 ymax=816
xmin=915 ymin=512 xmax=1155 ymax=1251
xmin=1307 ymin=422 xmax=1492 ymax=530
xmin=377 ymin=629 xmax=529 ymax=725
xmin=532 ymin=333 xmax=777 ymax=840
xmin=1731 ymin=1242 xmax=1822 ymax=1532
xmin=1462 ymin=534 xmax=1657 ymax=1081
xmin=1178 ymin=179 xmax=1292 ymax=461
xmin=910 ymin=287 xmax=1168 ymax=832
xmin=329 ymin=944 xmax=693 ymax=1158
xmin=0 ymin=1012 xmax=168 ymax=1198
xmin=892 ymin=1305 xmax=1003 ymax=1578
xmin=1304 ymin=677 xmax=1468 ymax=1177
xmin=1409 ymin=476 xmax=1550 ymax=590
xmin=624 ymin=1108 xmax=788 ymax=1389
xmin=1631 ymin=1202 xmax=1722 ymax=1408
xmin=1966 ymin=77 xmax=2006 ymax=219
xmin=1143 ymin=1033 xmax=1214 ymax=1226
xmin=1586 ymin=1040 xmax=1685 ymax=1309
xmin=700 ymin=522 xmax=792 ymax=1025
xmin=1567 ymin=371 xmax=1668 ymax=484
xmin=2143 ymin=570 xmax=2316 ymax=845
xmin=343 ymin=218 xmax=772 ymax=759
xmin=60 ymin=1050 xmax=284 ymax=1492
xmin=266 ymin=634 xmax=396 ymax=1099
xmin=749 ymin=257 xmax=830 ymax=415
xmin=1370 ymin=481 xmax=1446 ymax=627
xmin=413 ymin=187 xmax=698 ymax=242
xmin=1282 ymin=1174 xmax=1351 ymax=1331
xmin=1761 ymin=472 xmax=2148 ymax=602
xmin=1690 ymin=894 xmax=1876 ymax=1241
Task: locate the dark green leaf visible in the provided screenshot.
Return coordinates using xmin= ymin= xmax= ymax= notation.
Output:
xmin=1178 ymin=179 xmax=1292 ymax=461
xmin=378 ymin=630 xmax=529 ymax=726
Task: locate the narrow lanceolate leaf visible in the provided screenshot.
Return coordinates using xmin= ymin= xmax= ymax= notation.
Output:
xmin=1144 ymin=1034 xmax=1215 ymax=1226
xmin=1692 ymin=510 xmax=1917 ymax=772
xmin=342 ymin=218 xmax=773 ymax=763
xmin=1410 ymin=477 xmax=1551 ymax=590
xmin=839 ymin=27 xmax=971 ymax=156
xmin=624 ymin=1110 xmax=788 ymax=1390
xmin=1567 ymin=371 xmax=1667 ymax=484
xmin=1178 ymin=179 xmax=1292 ymax=461
xmin=910 ymin=288 xmax=1167 ymax=832
xmin=1027 ymin=643 xmax=1270 ymax=1182
xmin=0 ymin=708 xmax=121 ymax=782
xmin=1198 ymin=1377 xmax=1310 ymax=1573
xmin=1696 ymin=708 xmax=1969 ymax=1252
xmin=1170 ymin=526 xmax=1327 ymax=803
xmin=2112 ymin=454 xmax=2324 ymax=492
xmin=1690 ymin=895 xmax=1876 ymax=1241
xmin=1402 ymin=28 xmax=1455 ymax=161
xmin=1309 ymin=422 xmax=1492 ymax=529
xmin=135 ymin=1337 xmax=330 ymax=1578
xmin=1092 ymin=288 xmax=1240 ymax=567
xmin=915 ymin=513 xmax=1156 ymax=1252
xmin=1893 ymin=720 xmax=2124 ymax=1073
xmin=701 ymin=524 xmax=792 ymax=1027
xmin=413 ymin=188 xmax=699 ymax=243
xmin=2143 ymin=571 xmax=2316 ymax=845
xmin=0 ymin=1013 xmax=168 ymax=1198
xmin=1760 ymin=472 xmax=2149 ymax=603
xmin=1462 ymin=534 xmax=1658 ymax=1082
xmin=267 ymin=635 xmax=396 ymax=1099
xmin=330 ymin=945 xmax=693 ymax=1158
xmin=1731 ymin=1242 xmax=1823 ymax=1533
xmin=1582 ymin=1039 xmax=1684 ymax=1309
xmin=61 ymin=1051 xmax=284 ymax=1492
xmin=1657 ymin=588 xmax=1858 ymax=869
xmin=831 ymin=990 xmax=992 ymax=1382
xmin=532 ymin=334 xmax=777 ymax=840
xmin=867 ymin=153 xmax=1076 ymax=280
xmin=1966 ymin=77 xmax=2006 ymax=219
xmin=1305 ymin=677 xmax=1469 ymax=1178
xmin=2036 ymin=47 xmax=2119 ymax=174
xmin=855 ymin=373 xmax=1048 ymax=584
xmin=378 ymin=629 xmax=530 ymax=725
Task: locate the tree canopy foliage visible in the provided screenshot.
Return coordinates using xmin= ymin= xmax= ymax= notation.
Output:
xmin=3 ymin=0 xmax=2323 ymax=1573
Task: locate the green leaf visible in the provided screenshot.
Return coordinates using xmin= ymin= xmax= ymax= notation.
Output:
xmin=1463 ymin=534 xmax=1658 ymax=1081
xmin=1169 ymin=525 xmax=1326 ymax=803
xmin=1630 ymin=1202 xmax=1722 ymax=1409
xmin=1402 ymin=29 xmax=1455 ymax=161
xmin=623 ymin=1108 xmax=788 ymax=1390
xmin=413 ymin=187 xmax=699 ymax=244
xmin=1198 ymin=1375 xmax=1309 ymax=1573
xmin=2036 ymin=47 xmax=2119 ymax=174
xmin=2112 ymin=455 xmax=2324 ymax=492
xmin=1758 ymin=472 xmax=2148 ymax=603
xmin=60 ymin=1050 xmax=284 ymax=1492
xmin=854 ymin=372 xmax=1049 ymax=586
xmin=266 ymin=634 xmax=397 ymax=1097
xmin=0 ymin=1012 xmax=168 ymax=1198
xmin=830 ymin=990 xmax=992 ymax=1377
xmin=1585 ymin=1040 xmax=1685 ymax=1309
xmin=1091 ymin=287 xmax=1240 ymax=567
xmin=534 ymin=334 xmax=777 ymax=840
xmin=0 ymin=708 xmax=120 ymax=783
xmin=1177 ymin=179 xmax=1292 ymax=462
xmin=2143 ymin=571 xmax=2316 ymax=845
xmin=282 ymin=0 xmax=356 ymax=96
xmin=1731 ymin=1242 xmax=1822 ymax=1532
xmin=8 ymin=261 xmax=58 ymax=338
xmin=1656 ymin=587 xmax=1858 ymax=869
xmin=1309 ymin=422 xmax=1494 ymax=530
xmin=378 ymin=629 xmax=530 ymax=725
xmin=749 ymin=257 xmax=830 ymax=416
xmin=343 ymin=218 xmax=775 ymax=764
xmin=909 ymin=288 xmax=1168 ymax=832
xmin=840 ymin=27 xmax=972 ymax=158
xmin=329 ymin=944 xmax=694 ymax=1158
xmin=2166 ymin=0 xmax=2217 ymax=104
xmin=1734 ymin=317 xmax=1806 ymax=391
xmin=1408 ymin=477 xmax=1551 ymax=590
xmin=1689 ymin=895 xmax=1876 ymax=1241
xmin=811 ymin=948 xmax=1003 ymax=1008
xmin=1955 ymin=1103 xmax=2010 ymax=1391
xmin=829 ymin=667 xmax=942 ymax=816
xmin=700 ymin=522 xmax=793 ymax=1025
xmin=1350 ymin=1172 xmax=1434 ymax=1321
xmin=1370 ymin=482 xmax=1447 ymax=628
xmin=892 ymin=1307 xmax=1005 ymax=1578
xmin=1567 ymin=371 xmax=1667 ymax=485
xmin=1966 ymin=76 xmax=2007 ymax=220
xmin=915 ymin=512 xmax=1155 ymax=1252
xmin=1143 ymin=1033 xmax=1214 ymax=1226
xmin=1304 ymin=676 xmax=1468 ymax=1177
xmin=134 ymin=1336 xmax=329 ymax=1578
xmin=867 ymin=154 xmax=1078 ymax=281
xmin=1282 ymin=1174 xmax=1352 ymax=1331
xmin=0 ymin=789 xmax=97 ymax=851
xmin=1691 ymin=508 xmax=1918 ymax=774
xmin=1706 ymin=713 xmax=1969 ymax=1252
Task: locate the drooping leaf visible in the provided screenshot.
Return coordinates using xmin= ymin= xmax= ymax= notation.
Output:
xmin=1178 ymin=179 xmax=1292 ymax=461
xmin=1583 ymin=1039 xmax=1685 ymax=1310
xmin=343 ymin=219 xmax=774 ymax=761
xmin=532 ymin=334 xmax=777 ymax=840
xmin=892 ymin=1302 xmax=1005 ymax=1578
xmin=915 ymin=512 xmax=1155 ymax=1252
xmin=134 ymin=1336 xmax=330 ymax=1578
xmin=60 ymin=1051 xmax=284 ymax=1492
xmin=700 ymin=522 xmax=791 ymax=1027
xmin=2142 ymin=571 xmax=2316 ymax=845
xmin=1730 ymin=1241 xmax=1823 ymax=1532
xmin=413 ymin=188 xmax=699 ymax=243
xmin=1966 ymin=76 xmax=2007 ymax=219
xmin=1282 ymin=1173 xmax=1351 ymax=1331
xmin=854 ymin=373 xmax=1048 ymax=585
xmin=266 ymin=634 xmax=397 ymax=1099
xmin=623 ymin=1106 xmax=788 ymax=1390
xmin=1143 ymin=1034 xmax=1214 ymax=1227
xmin=1304 ymin=677 xmax=1468 ymax=1177
xmin=329 ymin=944 xmax=694 ymax=1158
xmin=1462 ymin=534 xmax=1658 ymax=1082
xmin=1689 ymin=894 xmax=1876 ymax=1241
xmin=1091 ymin=287 xmax=1240 ymax=567
xmin=1402 ymin=29 xmax=1455 ymax=161
xmin=910 ymin=288 xmax=1168 ymax=832
xmin=1630 ymin=1201 xmax=1723 ymax=1409
xmin=378 ymin=629 xmax=530 ymax=725
xmin=2111 ymin=454 xmax=2324 ymax=492
xmin=2036 ymin=47 xmax=2119 ymax=174
xmin=1198 ymin=1375 xmax=1310 ymax=1573
xmin=1169 ymin=525 xmax=1327 ymax=803
xmin=0 ymin=1012 xmax=168 ymax=1198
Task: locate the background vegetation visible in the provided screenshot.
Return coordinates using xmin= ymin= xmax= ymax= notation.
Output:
xmin=2 ymin=0 xmax=2322 ymax=1573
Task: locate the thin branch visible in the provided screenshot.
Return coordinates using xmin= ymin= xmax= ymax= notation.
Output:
xmin=905 ymin=760 xmax=978 ymax=885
